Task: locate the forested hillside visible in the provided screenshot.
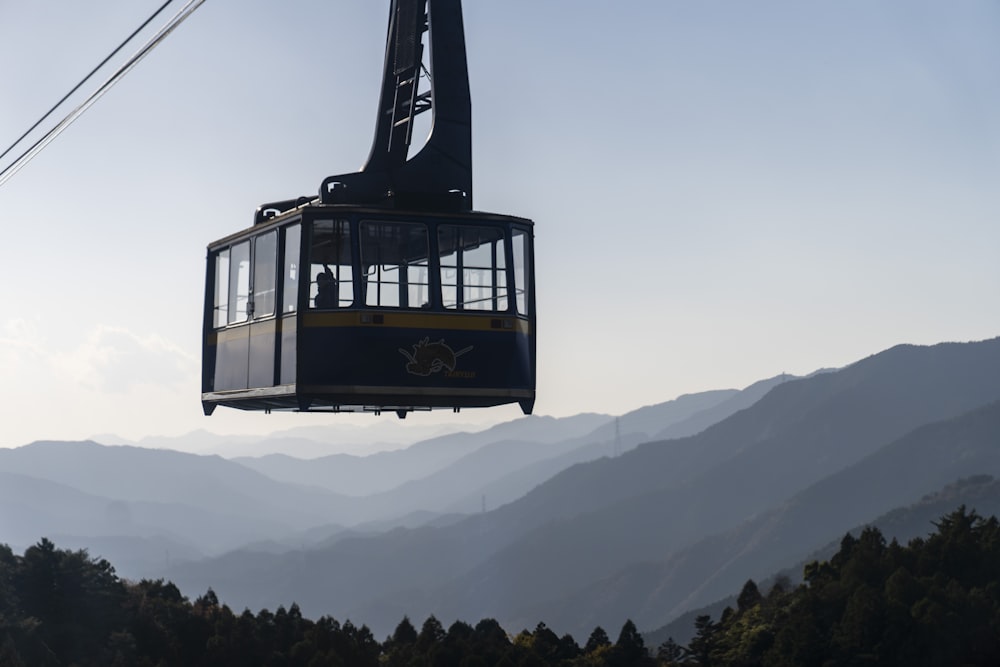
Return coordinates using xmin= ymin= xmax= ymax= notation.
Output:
xmin=545 ymin=399 xmax=1000 ymax=635
xmin=665 ymin=507 xmax=1000 ymax=666
xmin=645 ymin=473 xmax=1000 ymax=648
xmin=0 ymin=538 xmax=655 ymax=666
xmin=3 ymin=507 xmax=1000 ymax=665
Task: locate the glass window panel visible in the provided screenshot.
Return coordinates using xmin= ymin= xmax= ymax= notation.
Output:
xmin=495 ymin=240 xmax=507 ymax=270
xmin=408 ymin=263 xmax=430 ymax=309
xmin=512 ymin=228 xmax=531 ymax=315
xmin=228 ymin=241 xmax=251 ymax=324
xmin=282 ymin=224 xmax=301 ymax=313
xmin=309 ymin=219 xmax=353 ymax=309
xmin=213 ymin=249 xmax=229 ymax=328
xmin=439 ymin=225 xmax=508 ymax=311
xmin=360 ymin=221 xmax=429 ymax=308
xmin=441 ymin=268 xmax=457 ymax=310
xmin=253 ymin=231 xmax=277 ymax=318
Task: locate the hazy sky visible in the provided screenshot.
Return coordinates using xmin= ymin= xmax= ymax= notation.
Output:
xmin=1 ymin=0 xmax=998 ymax=449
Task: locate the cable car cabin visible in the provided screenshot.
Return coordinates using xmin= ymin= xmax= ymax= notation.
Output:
xmin=202 ymin=0 xmax=536 ymax=417
xmin=201 ymin=205 xmax=536 ymax=417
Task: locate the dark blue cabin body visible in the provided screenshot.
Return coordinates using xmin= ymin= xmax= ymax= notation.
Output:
xmin=296 ymin=311 xmax=533 ymax=406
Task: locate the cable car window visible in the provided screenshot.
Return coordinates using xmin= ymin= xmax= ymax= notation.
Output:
xmin=213 ymin=250 xmax=230 ymax=328
xmin=282 ymin=224 xmax=301 ymax=313
xmin=309 ymin=220 xmax=353 ymax=309
xmin=228 ymin=241 xmax=251 ymax=324
xmin=360 ymin=221 xmax=430 ymax=308
xmin=253 ymin=231 xmax=277 ymax=318
xmin=439 ymin=225 xmax=508 ymax=311
xmin=512 ymin=228 xmax=531 ymax=315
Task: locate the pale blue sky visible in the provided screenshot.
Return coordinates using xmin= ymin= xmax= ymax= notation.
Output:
xmin=1 ymin=1 xmax=998 ymax=448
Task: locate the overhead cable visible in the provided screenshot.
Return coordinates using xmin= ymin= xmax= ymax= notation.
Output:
xmin=0 ymin=0 xmax=177 ymax=167
xmin=0 ymin=0 xmax=207 ymax=188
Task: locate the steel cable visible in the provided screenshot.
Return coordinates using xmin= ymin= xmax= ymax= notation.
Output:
xmin=0 ymin=0 xmax=206 ymax=187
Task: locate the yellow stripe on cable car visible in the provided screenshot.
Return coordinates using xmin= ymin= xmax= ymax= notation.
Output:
xmin=301 ymin=310 xmax=531 ymax=334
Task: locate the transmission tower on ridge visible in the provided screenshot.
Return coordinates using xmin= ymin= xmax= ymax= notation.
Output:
xmin=614 ymin=417 xmax=622 ymax=457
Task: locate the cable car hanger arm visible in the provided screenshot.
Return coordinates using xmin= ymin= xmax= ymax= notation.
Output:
xmin=255 ymin=0 xmax=473 ymax=224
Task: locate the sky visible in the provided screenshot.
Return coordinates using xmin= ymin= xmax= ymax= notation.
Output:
xmin=1 ymin=0 xmax=998 ymax=449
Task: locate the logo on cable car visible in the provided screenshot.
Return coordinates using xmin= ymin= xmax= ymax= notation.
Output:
xmin=399 ymin=338 xmax=473 ymax=377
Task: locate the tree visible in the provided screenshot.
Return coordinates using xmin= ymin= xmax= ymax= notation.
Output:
xmin=584 ymin=626 xmax=611 ymax=653
xmin=611 ymin=619 xmax=651 ymax=666
xmin=392 ymin=616 xmax=418 ymax=646
xmin=656 ymin=637 xmax=685 ymax=665
xmin=193 ymin=587 xmax=219 ymax=616
xmin=529 ymin=622 xmax=562 ymax=663
xmin=0 ymin=544 xmax=18 ymax=619
xmin=472 ymin=618 xmax=511 ymax=665
xmin=737 ymin=580 xmax=763 ymax=612
xmin=418 ymin=615 xmax=446 ymax=650
xmin=17 ymin=540 xmax=126 ymax=664
xmin=686 ymin=615 xmax=718 ymax=666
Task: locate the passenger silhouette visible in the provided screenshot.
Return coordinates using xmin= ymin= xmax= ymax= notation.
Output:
xmin=314 ymin=265 xmax=338 ymax=308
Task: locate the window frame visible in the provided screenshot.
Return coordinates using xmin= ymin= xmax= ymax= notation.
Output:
xmin=511 ymin=225 xmax=533 ymax=317
xmin=208 ymin=215 xmax=530 ymax=321
xmin=438 ymin=224 xmax=510 ymax=313
xmin=359 ymin=219 xmax=431 ymax=310
xmin=227 ymin=240 xmax=251 ymax=325
xmin=281 ymin=223 xmax=302 ymax=315
xmin=308 ymin=218 xmax=355 ymax=310
xmin=252 ymin=230 xmax=278 ymax=320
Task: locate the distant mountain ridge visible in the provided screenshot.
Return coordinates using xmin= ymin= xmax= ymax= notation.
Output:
xmin=652 ymin=374 xmax=796 ymax=441
xmin=433 ymin=378 xmax=794 ymax=515
xmin=0 ymin=388 xmax=750 ymax=578
xmin=230 ymin=389 xmax=752 ymax=520
xmin=6 ymin=336 xmax=999 ymax=641
xmin=0 ymin=467 xmax=290 ymax=558
xmin=100 ymin=421 xmax=486 ymax=459
xmin=158 ymin=337 xmax=1000 ymax=637
xmin=520 ymin=399 xmax=1000 ymax=637
xmin=457 ymin=339 xmax=1000 ymax=631
xmin=0 ymin=442 xmax=359 ymax=559
xmin=234 ymin=413 xmax=613 ymax=496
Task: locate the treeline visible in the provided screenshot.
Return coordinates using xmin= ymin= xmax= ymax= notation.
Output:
xmin=3 ymin=507 xmax=1000 ymax=665
xmin=666 ymin=506 xmax=1000 ymax=666
xmin=0 ymin=537 xmax=652 ymax=666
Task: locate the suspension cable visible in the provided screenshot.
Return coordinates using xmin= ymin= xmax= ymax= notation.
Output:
xmin=0 ymin=0 xmax=207 ymax=188
xmin=0 ymin=0 xmax=177 ymax=167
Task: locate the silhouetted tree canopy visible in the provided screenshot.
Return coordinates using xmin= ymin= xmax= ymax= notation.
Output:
xmin=584 ymin=626 xmax=611 ymax=653
xmin=680 ymin=507 xmax=1000 ymax=666
xmin=2 ymin=509 xmax=999 ymax=665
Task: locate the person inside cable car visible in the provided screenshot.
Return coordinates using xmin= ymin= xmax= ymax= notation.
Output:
xmin=314 ymin=265 xmax=338 ymax=308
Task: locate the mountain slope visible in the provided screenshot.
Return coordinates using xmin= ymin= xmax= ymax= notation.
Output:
xmin=516 ymin=399 xmax=1000 ymax=637
xmin=0 ymin=470 xmax=294 ymax=566
xmin=234 ymin=391 xmax=740 ymax=521
xmin=442 ymin=378 xmax=792 ymax=515
xmin=0 ymin=442 xmax=358 ymax=543
xmin=234 ymin=413 xmax=612 ymax=496
xmin=645 ymin=474 xmax=1000 ymax=648
xmin=431 ymin=340 xmax=1000 ymax=630
xmin=162 ymin=337 xmax=1000 ymax=636
xmin=652 ymin=374 xmax=797 ymax=441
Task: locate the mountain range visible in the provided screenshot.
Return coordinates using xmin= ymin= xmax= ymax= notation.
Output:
xmin=2 ymin=336 xmax=999 ymax=640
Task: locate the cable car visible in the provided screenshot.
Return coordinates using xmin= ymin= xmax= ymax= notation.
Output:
xmin=201 ymin=0 xmax=536 ymax=418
